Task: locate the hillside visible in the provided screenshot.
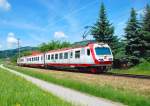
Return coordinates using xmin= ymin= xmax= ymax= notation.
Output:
xmin=0 ymin=46 xmax=37 ymax=59
xmin=0 ymin=40 xmax=96 ymax=59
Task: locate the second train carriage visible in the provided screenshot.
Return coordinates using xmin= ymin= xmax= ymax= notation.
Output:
xmin=17 ymin=42 xmax=113 ymax=73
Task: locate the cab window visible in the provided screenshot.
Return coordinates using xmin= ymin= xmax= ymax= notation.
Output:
xmin=95 ymin=47 xmax=111 ymax=55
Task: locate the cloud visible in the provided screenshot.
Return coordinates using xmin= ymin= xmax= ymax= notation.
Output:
xmin=0 ymin=44 xmax=2 ymax=49
xmin=1 ymin=20 xmax=47 ymax=32
xmin=115 ymin=20 xmax=126 ymax=37
xmin=117 ymin=21 xmax=126 ymax=26
xmin=7 ymin=32 xmax=18 ymax=47
xmin=0 ymin=0 xmax=11 ymax=11
xmin=54 ymin=31 xmax=68 ymax=39
xmin=137 ymin=9 xmax=145 ymax=16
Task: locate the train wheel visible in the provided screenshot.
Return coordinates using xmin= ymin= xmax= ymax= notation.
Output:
xmin=90 ymin=68 xmax=98 ymax=74
xmin=93 ymin=67 xmax=107 ymax=74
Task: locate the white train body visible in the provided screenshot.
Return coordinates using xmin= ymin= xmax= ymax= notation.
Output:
xmin=17 ymin=43 xmax=113 ymax=73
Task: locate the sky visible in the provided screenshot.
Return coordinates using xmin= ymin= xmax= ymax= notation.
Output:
xmin=0 ymin=0 xmax=149 ymax=50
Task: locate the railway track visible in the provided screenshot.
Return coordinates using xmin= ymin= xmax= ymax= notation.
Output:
xmin=42 ymin=67 xmax=150 ymax=80
xmin=15 ymin=65 xmax=150 ymax=80
xmin=102 ymin=72 xmax=150 ymax=80
xmin=55 ymin=69 xmax=148 ymax=80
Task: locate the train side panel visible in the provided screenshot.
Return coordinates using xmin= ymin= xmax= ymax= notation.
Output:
xmin=17 ymin=43 xmax=113 ymax=73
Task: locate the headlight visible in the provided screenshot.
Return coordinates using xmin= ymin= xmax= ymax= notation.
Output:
xmin=99 ymin=59 xmax=104 ymax=62
xmin=109 ymin=58 xmax=113 ymax=61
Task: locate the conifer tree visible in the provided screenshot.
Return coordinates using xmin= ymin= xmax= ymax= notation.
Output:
xmin=91 ymin=3 xmax=114 ymax=44
xmin=141 ymin=4 xmax=150 ymax=60
xmin=124 ymin=8 xmax=141 ymax=64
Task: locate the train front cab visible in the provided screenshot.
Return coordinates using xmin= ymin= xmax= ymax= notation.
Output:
xmin=89 ymin=43 xmax=113 ymax=73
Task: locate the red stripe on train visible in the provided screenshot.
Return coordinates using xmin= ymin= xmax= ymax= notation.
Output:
xmin=89 ymin=44 xmax=99 ymax=64
xmin=20 ymin=61 xmax=112 ymax=67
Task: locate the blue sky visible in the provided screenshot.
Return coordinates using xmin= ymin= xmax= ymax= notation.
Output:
xmin=0 ymin=0 xmax=149 ymax=50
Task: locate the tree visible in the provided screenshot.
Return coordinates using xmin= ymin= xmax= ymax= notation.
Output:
xmin=111 ymin=36 xmax=126 ymax=59
xmin=140 ymin=4 xmax=150 ymax=60
xmin=39 ymin=40 xmax=71 ymax=52
xmin=39 ymin=43 xmax=49 ymax=52
xmin=21 ymin=51 xmax=32 ymax=56
xmin=91 ymin=3 xmax=114 ymax=44
xmin=91 ymin=2 xmax=121 ymax=60
xmin=124 ymin=8 xmax=141 ymax=65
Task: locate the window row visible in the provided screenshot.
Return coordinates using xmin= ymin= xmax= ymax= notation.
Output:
xmin=27 ymin=57 xmax=40 ymax=62
xmin=46 ymin=51 xmax=74 ymax=60
xmin=46 ymin=49 xmax=90 ymax=60
xmin=26 ymin=49 xmax=90 ymax=62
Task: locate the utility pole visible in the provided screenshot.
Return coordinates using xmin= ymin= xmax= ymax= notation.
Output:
xmin=17 ymin=38 xmax=20 ymax=59
xmin=82 ymin=26 xmax=91 ymax=41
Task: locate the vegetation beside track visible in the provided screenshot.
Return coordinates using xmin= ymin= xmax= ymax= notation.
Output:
xmin=111 ymin=61 xmax=150 ymax=75
xmin=0 ymin=68 xmax=72 ymax=106
xmin=6 ymin=65 xmax=150 ymax=106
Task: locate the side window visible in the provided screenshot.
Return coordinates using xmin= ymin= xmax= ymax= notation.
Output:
xmin=55 ymin=54 xmax=58 ymax=59
xmin=41 ymin=56 xmax=43 ymax=61
xmin=70 ymin=52 xmax=73 ymax=58
xmin=37 ymin=57 xmax=39 ymax=61
xmin=32 ymin=58 xmax=34 ymax=61
xmin=51 ymin=54 xmax=54 ymax=60
xmin=87 ymin=49 xmax=90 ymax=56
xmin=48 ymin=55 xmax=51 ymax=60
xmin=75 ymin=51 xmax=80 ymax=58
xmin=64 ymin=52 xmax=68 ymax=59
xmin=59 ymin=53 xmax=63 ymax=59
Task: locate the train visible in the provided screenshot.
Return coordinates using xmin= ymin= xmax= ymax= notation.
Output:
xmin=17 ymin=42 xmax=113 ymax=73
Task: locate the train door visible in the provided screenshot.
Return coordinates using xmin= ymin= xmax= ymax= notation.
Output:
xmin=86 ymin=48 xmax=93 ymax=64
xmin=68 ymin=50 xmax=73 ymax=64
xmin=80 ymin=48 xmax=86 ymax=64
xmin=74 ymin=49 xmax=81 ymax=64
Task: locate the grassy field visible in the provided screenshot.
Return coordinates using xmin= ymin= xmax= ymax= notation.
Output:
xmin=111 ymin=61 xmax=150 ymax=75
xmin=0 ymin=68 xmax=72 ymax=106
xmin=6 ymin=65 xmax=150 ymax=106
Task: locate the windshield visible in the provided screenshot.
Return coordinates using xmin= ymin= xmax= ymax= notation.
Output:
xmin=95 ymin=47 xmax=111 ymax=55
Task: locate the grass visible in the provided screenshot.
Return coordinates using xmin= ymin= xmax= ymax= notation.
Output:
xmin=6 ymin=65 xmax=150 ymax=106
xmin=112 ymin=61 xmax=150 ymax=75
xmin=0 ymin=68 xmax=72 ymax=106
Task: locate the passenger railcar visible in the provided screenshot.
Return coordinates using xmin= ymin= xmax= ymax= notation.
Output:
xmin=17 ymin=43 xmax=113 ymax=73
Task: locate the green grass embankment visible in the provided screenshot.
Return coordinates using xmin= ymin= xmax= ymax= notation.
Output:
xmin=112 ymin=61 xmax=150 ymax=75
xmin=6 ymin=65 xmax=150 ymax=106
xmin=0 ymin=68 xmax=72 ymax=106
